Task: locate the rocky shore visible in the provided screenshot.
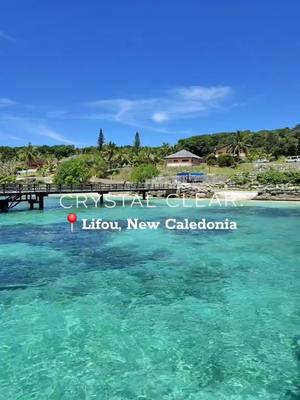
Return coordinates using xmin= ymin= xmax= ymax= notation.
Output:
xmin=255 ymin=186 xmax=300 ymax=201
xmin=149 ymin=183 xmax=300 ymax=201
xmin=149 ymin=184 xmax=214 ymax=199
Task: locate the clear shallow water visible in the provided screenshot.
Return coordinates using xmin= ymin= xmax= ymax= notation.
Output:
xmin=0 ymin=198 xmax=299 ymax=400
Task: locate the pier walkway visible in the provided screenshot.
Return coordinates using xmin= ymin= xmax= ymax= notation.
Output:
xmin=0 ymin=183 xmax=177 ymax=212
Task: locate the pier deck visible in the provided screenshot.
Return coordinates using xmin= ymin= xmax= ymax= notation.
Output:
xmin=0 ymin=183 xmax=177 ymax=212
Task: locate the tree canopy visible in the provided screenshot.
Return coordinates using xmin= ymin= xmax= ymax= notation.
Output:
xmin=178 ymin=125 xmax=300 ymax=158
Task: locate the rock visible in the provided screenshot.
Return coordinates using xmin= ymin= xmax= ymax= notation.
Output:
xmin=255 ymin=186 xmax=300 ymax=201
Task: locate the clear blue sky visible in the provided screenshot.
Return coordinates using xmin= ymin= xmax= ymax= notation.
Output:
xmin=0 ymin=0 xmax=299 ymax=147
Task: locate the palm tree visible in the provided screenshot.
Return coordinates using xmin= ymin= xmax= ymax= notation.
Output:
xmin=17 ymin=143 xmax=40 ymax=166
xmin=39 ymin=158 xmax=58 ymax=176
xmin=159 ymin=142 xmax=173 ymax=158
xmin=228 ymin=131 xmax=251 ymax=161
xmin=102 ymin=142 xmax=118 ymax=170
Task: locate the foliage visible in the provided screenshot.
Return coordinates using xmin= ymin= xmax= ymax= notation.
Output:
xmin=129 ymin=164 xmax=159 ymax=183
xmin=0 ymin=144 xmax=77 ymax=163
xmin=38 ymin=159 xmax=58 ymax=176
xmin=17 ymin=143 xmax=40 ymax=166
xmin=217 ymin=154 xmax=236 ymax=167
xmin=228 ymin=131 xmax=251 ymax=159
xmin=97 ymin=128 xmax=105 ymax=150
xmin=134 ymin=132 xmax=141 ymax=149
xmin=230 ymin=172 xmax=251 ymax=185
xmin=54 ymin=158 xmax=93 ymax=184
xmin=0 ymin=175 xmax=16 ymax=183
xmin=178 ymin=124 xmax=300 ymax=159
xmin=206 ymin=153 xmax=217 ymax=166
xmin=257 ymin=170 xmax=300 ymax=185
xmin=102 ymin=142 xmax=118 ymax=169
xmin=83 ymin=154 xmax=108 ymax=178
xmin=246 ymin=149 xmax=273 ymax=162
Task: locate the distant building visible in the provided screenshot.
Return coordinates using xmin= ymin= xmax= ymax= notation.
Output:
xmin=17 ymin=169 xmax=38 ymax=176
xmin=165 ymin=149 xmax=204 ymax=167
xmin=215 ymin=144 xmax=246 ymax=159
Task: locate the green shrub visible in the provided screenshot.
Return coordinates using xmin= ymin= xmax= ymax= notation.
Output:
xmin=217 ymin=154 xmax=236 ymax=167
xmin=0 ymin=175 xmax=16 ymax=184
xmin=231 ymin=172 xmax=250 ymax=185
xmin=129 ymin=164 xmax=159 ymax=183
xmin=206 ymin=153 xmax=217 ymax=166
xmin=256 ymin=170 xmax=300 ymax=185
xmin=291 ymin=171 xmax=300 ymax=184
xmin=54 ymin=158 xmax=92 ymax=185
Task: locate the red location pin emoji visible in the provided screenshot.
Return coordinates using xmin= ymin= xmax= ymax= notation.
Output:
xmin=67 ymin=213 xmax=77 ymax=232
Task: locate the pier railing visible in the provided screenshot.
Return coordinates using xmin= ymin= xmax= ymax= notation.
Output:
xmin=0 ymin=183 xmax=177 ymax=195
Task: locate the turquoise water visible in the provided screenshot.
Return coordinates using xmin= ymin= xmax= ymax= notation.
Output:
xmin=0 ymin=197 xmax=299 ymax=400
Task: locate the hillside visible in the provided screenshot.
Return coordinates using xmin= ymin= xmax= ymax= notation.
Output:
xmin=177 ymin=125 xmax=300 ymax=158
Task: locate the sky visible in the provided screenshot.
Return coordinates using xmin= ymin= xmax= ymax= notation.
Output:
xmin=0 ymin=0 xmax=299 ymax=147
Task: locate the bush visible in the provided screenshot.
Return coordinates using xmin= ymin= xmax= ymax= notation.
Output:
xmin=256 ymin=170 xmax=300 ymax=185
xmin=54 ymin=158 xmax=92 ymax=184
xmin=0 ymin=175 xmax=16 ymax=184
xmin=230 ymin=172 xmax=251 ymax=186
xmin=206 ymin=153 xmax=217 ymax=166
xmin=217 ymin=154 xmax=236 ymax=167
xmin=129 ymin=164 xmax=159 ymax=183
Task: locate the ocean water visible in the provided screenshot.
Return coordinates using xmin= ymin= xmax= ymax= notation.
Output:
xmin=0 ymin=197 xmax=299 ymax=400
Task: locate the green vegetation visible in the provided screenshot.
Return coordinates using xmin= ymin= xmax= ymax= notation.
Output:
xmin=129 ymin=164 xmax=159 ymax=183
xmin=178 ymin=125 xmax=300 ymax=158
xmin=206 ymin=153 xmax=217 ymax=166
xmin=1 ymin=125 xmax=300 ymax=185
xmin=97 ymin=128 xmax=105 ymax=150
xmin=216 ymin=154 xmax=236 ymax=167
xmin=134 ymin=132 xmax=141 ymax=149
xmin=230 ymin=172 xmax=251 ymax=186
xmin=54 ymin=158 xmax=93 ymax=185
xmin=257 ymin=170 xmax=300 ymax=185
xmin=54 ymin=154 xmax=110 ymax=184
xmin=227 ymin=130 xmax=251 ymax=160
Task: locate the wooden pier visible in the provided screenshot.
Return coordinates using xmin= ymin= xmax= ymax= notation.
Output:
xmin=0 ymin=183 xmax=177 ymax=212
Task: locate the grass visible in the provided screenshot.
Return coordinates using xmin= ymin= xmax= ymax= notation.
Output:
xmin=158 ymin=163 xmax=254 ymax=177
xmin=110 ymin=163 xmax=255 ymax=182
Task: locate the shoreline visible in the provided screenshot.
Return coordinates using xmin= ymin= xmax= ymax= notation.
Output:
xmin=48 ymin=190 xmax=300 ymax=203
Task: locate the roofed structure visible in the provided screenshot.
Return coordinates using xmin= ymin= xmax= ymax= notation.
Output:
xmin=165 ymin=149 xmax=204 ymax=167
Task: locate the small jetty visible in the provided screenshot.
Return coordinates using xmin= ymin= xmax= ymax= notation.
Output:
xmin=0 ymin=183 xmax=177 ymax=212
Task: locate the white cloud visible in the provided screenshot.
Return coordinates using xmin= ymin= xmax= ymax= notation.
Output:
xmin=85 ymin=85 xmax=232 ymax=128
xmin=0 ymin=31 xmax=14 ymax=42
xmin=0 ymin=98 xmax=17 ymax=107
xmin=0 ymin=116 xmax=75 ymax=144
xmin=32 ymin=123 xmax=75 ymax=144
xmin=152 ymin=112 xmax=170 ymax=123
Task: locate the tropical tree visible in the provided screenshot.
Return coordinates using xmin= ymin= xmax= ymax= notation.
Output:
xmin=54 ymin=158 xmax=92 ymax=184
xmin=134 ymin=132 xmax=141 ymax=149
xmin=228 ymin=131 xmax=251 ymax=160
xmin=159 ymin=142 xmax=174 ymax=158
xmin=97 ymin=128 xmax=105 ymax=150
xmin=129 ymin=164 xmax=159 ymax=183
xmin=135 ymin=148 xmax=160 ymax=165
xmin=246 ymin=149 xmax=273 ymax=162
xmin=17 ymin=143 xmax=40 ymax=166
xmin=217 ymin=154 xmax=236 ymax=167
xmin=0 ymin=159 xmax=19 ymax=182
xmin=206 ymin=153 xmax=217 ymax=166
xmin=39 ymin=158 xmax=58 ymax=176
xmin=87 ymin=154 xmax=108 ymax=178
xmin=102 ymin=142 xmax=118 ymax=170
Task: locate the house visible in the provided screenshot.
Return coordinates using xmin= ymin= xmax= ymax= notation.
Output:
xmin=165 ymin=149 xmax=204 ymax=167
xmin=215 ymin=144 xmax=246 ymax=159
